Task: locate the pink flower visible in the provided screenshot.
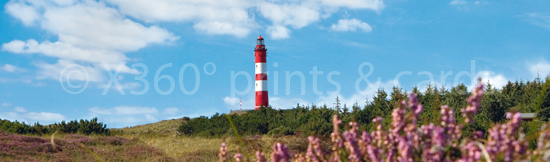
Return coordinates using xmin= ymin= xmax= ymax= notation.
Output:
xmin=219 ymin=143 xmax=227 ymax=162
xmin=234 ymin=153 xmax=243 ymax=162
xmin=271 ymin=143 xmax=291 ymax=162
xmin=256 ymin=150 xmax=267 ymax=162
xmin=462 ymin=82 xmax=484 ymax=124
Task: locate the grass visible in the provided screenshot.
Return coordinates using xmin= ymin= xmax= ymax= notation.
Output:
xmin=0 ymin=131 xmax=175 ymax=162
xmin=0 ymin=117 xmax=324 ymax=161
xmin=112 ymin=118 xmax=186 ymax=136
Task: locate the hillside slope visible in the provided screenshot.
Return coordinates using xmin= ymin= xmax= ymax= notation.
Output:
xmin=114 ymin=118 xmax=186 ymax=136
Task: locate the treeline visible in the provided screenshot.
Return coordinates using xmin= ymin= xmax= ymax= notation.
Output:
xmin=0 ymin=117 xmax=110 ymax=135
xmin=179 ymin=77 xmax=550 ymax=138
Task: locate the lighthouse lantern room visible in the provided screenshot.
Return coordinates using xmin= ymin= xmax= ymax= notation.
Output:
xmin=255 ymin=35 xmax=268 ymax=110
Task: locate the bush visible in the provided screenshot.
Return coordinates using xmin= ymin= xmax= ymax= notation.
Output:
xmin=267 ymin=126 xmax=293 ymax=136
xmin=178 ymin=76 xmax=550 ymax=139
xmin=177 ymin=123 xmax=193 ymax=135
xmin=0 ymin=117 xmax=110 ymax=135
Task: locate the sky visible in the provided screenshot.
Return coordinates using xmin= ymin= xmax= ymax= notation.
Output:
xmin=1 ymin=0 xmax=550 ymax=128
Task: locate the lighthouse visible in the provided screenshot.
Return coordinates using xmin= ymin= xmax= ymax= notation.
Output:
xmin=255 ymin=35 xmax=268 ymax=110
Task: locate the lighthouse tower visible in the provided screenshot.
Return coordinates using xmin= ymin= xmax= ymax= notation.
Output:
xmin=255 ymin=35 xmax=268 ymax=110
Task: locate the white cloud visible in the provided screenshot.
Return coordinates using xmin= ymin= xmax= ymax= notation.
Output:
xmin=2 ymin=0 xmax=386 ymax=88
xmin=89 ymin=106 xmax=158 ymax=115
xmin=257 ymin=2 xmax=321 ymax=29
xmin=330 ymin=19 xmax=372 ymax=32
xmin=223 ymin=96 xmax=255 ymax=110
xmin=0 ymin=108 xmax=66 ymax=124
xmin=320 ymin=0 xmax=384 ymax=10
xmin=14 ymin=107 xmax=27 ymax=113
xmin=529 ymin=60 xmax=550 ymax=77
xmin=145 ymin=114 xmax=157 ymax=121
xmin=266 ymin=25 xmax=291 ymax=39
xmin=450 ymin=0 xmax=467 ymax=5
xmin=1 ymin=64 xmax=26 ymax=73
xmin=449 ymin=0 xmax=487 ymax=9
xmin=35 ymin=60 xmax=105 ymax=82
xmin=3 ymin=39 xmax=128 ymax=63
xmin=523 ymin=13 xmax=550 ymax=31
xmin=2 ymin=102 xmax=11 ymax=107
xmin=475 ymin=71 xmax=508 ymax=89
xmin=26 ymin=112 xmax=65 ymax=121
xmin=101 ymin=116 xmax=142 ymax=127
xmin=87 ymin=105 xmax=184 ymax=128
xmin=315 ymin=79 xmax=398 ymax=107
xmin=106 ymin=0 xmax=257 ymax=37
xmin=40 ymin=1 xmax=178 ymax=52
xmin=4 ymin=1 xmax=39 ymax=26
xmin=2 ymin=0 xmax=177 ymax=84
xmin=89 ymin=107 xmax=112 ymax=115
xmin=98 ymin=81 xmax=141 ymax=91
xmin=113 ymin=106 xmax=158 ymax=115
xmin=105 ymin=0 xmax=383 ymax=39
xmin=162 ymin=107 xmax=180 ymax=115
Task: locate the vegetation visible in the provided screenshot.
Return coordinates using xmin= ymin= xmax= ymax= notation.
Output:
xmin=0 ymin=117 xmax=110 ymax=135
xmin=0 ymin=131 xmax=175 ymax=161
xmin=221 ymin=81 xmax=550 ymax=162
xmin=2 ymin=76 xmax=550 ymax=161
xmin=179 ymin=77 xmax=550 ymax=139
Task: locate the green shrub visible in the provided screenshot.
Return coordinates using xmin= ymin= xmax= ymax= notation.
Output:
xmin=0 ymin=117 xmax=110 ymax=135
xmin=178 ymin=76 xmax=550 ymax=138
xmin=267 ymin=126 xmax=293 ymax=136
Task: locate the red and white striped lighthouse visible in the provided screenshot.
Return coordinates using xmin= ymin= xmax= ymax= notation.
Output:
xmin=255 ymin=35 xmax=268 ymax=110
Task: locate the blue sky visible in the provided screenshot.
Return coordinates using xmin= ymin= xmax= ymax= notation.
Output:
xmin=1 ymin=0 xmax=550 ymax=128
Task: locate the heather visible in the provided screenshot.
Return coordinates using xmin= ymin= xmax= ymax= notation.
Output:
xmin=219 ymin=81 xmax=550 ymax=161
xmin=0 ymin=131 xmax=175 ymax=161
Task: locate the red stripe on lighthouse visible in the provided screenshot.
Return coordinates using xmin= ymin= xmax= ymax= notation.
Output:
xmin=254 ymin=35 xmax=268 ymax=110
xmin=255 ymin=74 xmax=267 ymax=80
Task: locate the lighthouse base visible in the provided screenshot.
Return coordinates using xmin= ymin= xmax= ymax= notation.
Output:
xmin=255 ymin=91 xmax=269 ymax=110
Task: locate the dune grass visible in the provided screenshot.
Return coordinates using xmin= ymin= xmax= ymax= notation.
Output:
xmin=0 ymin=117 xmax=323 ymax=162
xmin=114 ymin=117 xmax=322 ymax=161
xmin=0 ymin=131 xmax=175 ymax=162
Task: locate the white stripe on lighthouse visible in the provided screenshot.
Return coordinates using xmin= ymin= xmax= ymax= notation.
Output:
xmin=255 ymin=63 xmax=266 ymax=74
xmin=255 ymin=80 xmax=268 ymax=91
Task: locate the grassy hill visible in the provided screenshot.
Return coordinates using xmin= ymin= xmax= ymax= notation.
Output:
xmin=110 ymin=117 xmax=316 ymax=161
xmin=112 ymin=118 xmax=186 ymax=136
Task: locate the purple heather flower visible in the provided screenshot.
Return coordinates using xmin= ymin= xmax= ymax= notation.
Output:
xmin=234 ymin=153 xmax=243 ymax=162
xmin=460 ymin=142 xmax=482 ymax=162
xmin=397 ymin=136 xmax=413 ymax=162
xmin=330 ymin=115 xmax=343 ymax=162
xmin=271 ymin=143 xmax=291 ymax=162
xmin=256 ymin=150 xmax=267 ymax=162
xmin=343 ymin=122 xmax=361 ymax=162
xmin=307 ymin=136 xmax=325 ymax=162
xmin=219 ymin=142 xmax=227 ymax=162
xmin=391 ymin=100 xmax=407 ymax=135
xmin=294 ymin=154 xmax=305 ymax=162
xmin=431 ymin=126 xmax=446 ymax=161
xmin=462 ymin=82 xmax=484 ymax=124
xmin=408 ymin=93 xmax=423 ymax=119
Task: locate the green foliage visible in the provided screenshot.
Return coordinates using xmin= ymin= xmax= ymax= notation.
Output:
xmin=177 ymin=123 xmax=194 ymax=135
xmin=178 ymin=77 xmax=550 ymax=138
xmin=0 ymin=117 xmax=110 ymax=135
xmin=267 ymin=126 xmax=293 ymax=136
